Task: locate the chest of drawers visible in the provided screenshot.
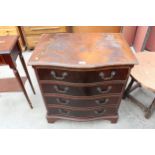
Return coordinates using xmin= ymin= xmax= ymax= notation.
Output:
xmin=29 ymin=33 xmax=137 ymax=123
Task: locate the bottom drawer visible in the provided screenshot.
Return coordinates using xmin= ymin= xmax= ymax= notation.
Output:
xmin=48 ymin=107 xmax=117 ymax=118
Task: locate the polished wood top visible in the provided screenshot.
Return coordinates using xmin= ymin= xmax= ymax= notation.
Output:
xmin=0 ymin=36 xmax=18 ymax=54
xmin=29 ymin=33 xmax=138 ymax=68
xmin=131 ymin=52 xmax=155 ymax=92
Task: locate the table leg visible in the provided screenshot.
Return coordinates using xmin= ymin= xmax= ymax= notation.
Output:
xmin=12 ymin=68 xmax=33 ymax=109
xmin=19 ymin=53 xmax=35 ymax=94
xmin=123 ymin=77 xmax=135 ymax=99
xmin=145 ymin=97 xmax=155 ymax=119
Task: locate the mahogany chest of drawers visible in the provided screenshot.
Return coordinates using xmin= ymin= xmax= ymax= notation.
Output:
xmin=29 ymin=33 xmax=137 ymax=123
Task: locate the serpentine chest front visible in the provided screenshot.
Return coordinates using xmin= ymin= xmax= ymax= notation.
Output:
xmin=29 ymin=33 xmax=137 ymax=123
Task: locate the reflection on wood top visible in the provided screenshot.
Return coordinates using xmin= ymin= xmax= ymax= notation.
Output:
xmin=0 ymin=36 xmax=18 ymax=54
xmin=131 ymin=52 xmax=155 ymax=92
xmin=29 ymin=33 xmax=138 ymax=68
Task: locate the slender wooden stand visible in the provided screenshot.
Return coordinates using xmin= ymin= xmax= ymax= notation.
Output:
xmin=0 ymin=36 xmax=35 ymax=109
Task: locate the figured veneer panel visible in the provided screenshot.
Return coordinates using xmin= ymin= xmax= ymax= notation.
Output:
xmin=29 ymin=33 xmax=138 ymax=67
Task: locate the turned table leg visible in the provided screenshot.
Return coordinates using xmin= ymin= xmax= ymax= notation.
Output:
xmin=19 ymin=53 xmax=35 ymax=94
xmin=12 ymin=68 xmax=33 ymax=109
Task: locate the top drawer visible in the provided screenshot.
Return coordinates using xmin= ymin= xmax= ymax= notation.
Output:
xmin=23 ymin=26 xmax=67 ymax=35
xmin=37 ymin=67 xmax=129 ymax=83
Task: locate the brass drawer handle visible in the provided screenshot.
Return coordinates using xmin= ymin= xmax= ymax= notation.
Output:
xmin=58 ymin=109 xmax=70 ymax=115
xmin=97 ymin=86 xmax=112 ymax=94
xmin=56 ymin=98 xmax=70 ymax=105
xmin=54 ymin=85 xmax=69 ymax=93
xmin=99 ymin=71 xmax=116 ymax=80
xmin=95 ymin=98 xmax=109 ymax=105
xmin=51 ymin=71 xmax=68 ymax=80
xmin=94 ymin=109 xmax=106 ymax=115
xmin=30 ymin=27 xmax=61 ymax=31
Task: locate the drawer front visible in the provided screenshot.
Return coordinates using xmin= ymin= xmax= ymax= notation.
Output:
xmin=48 ymin=107 xmax=117 ymax=118
xmin=0 ymin=26 xmax=17 ymax=35
xmin=23 ymin=26 xmax=67 ymax=35
xmin=0 ymin=56 xmax=5 ymax=64
xmin=45 ymin=96 xmax=120 ymax=108
xmin=37 ymin=68 xmax=129 ymax=83
xmin=26 ymin=35 xmax=40 ymax=49
xmin=41 ymin=83 xmax=124 ymax=96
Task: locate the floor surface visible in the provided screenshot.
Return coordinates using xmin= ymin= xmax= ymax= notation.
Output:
xmin=0 ymin=51 xmax=155 ymax=129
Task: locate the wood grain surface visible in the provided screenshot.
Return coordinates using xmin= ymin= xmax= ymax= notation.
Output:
xmin=0 ymin=36 xmax=18 ymax=54
xmin=29 ymin=33 xmax=138 ymax=68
